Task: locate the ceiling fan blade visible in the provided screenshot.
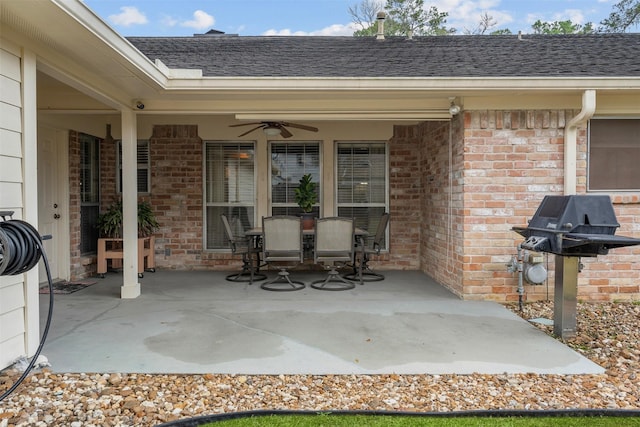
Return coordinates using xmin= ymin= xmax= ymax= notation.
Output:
xmin=229 ymin=122 xmax=263 ymax=128
xmin=279 ymin=126 xmax=293 ymax=138
xmin=281 ymin=122 xmax=318 ymax=132
xmin=237 ymin=125 xmax=264 ymax=137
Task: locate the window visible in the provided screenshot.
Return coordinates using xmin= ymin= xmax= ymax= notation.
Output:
xmin=588 ymin=119 xmax=640 ymax=191
xmin=336 ymin=142 xmax=388 ymax=249
xmin=80 ymin=133 xmax=100 ymax=254
xmin=270 ymin=142 xmax=320 ymax=216
xmin=205 ymin=142 xmax=256 ymax=249
xmin=117 ymin=140 xmax=150 ymax=193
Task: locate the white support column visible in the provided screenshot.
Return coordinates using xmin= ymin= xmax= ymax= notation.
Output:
xmin=256 ymin=137 xmax=269 ymax=219
xmin=322 ymin=139 xmax=334 ymax=217
xmin=120 ymin=109 xmax=140 ymax=298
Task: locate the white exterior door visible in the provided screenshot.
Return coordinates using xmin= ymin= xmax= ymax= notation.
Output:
xmin=37 ymin=125 xmax=69 ymax=283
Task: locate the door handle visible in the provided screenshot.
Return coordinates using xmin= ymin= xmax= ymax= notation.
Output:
xmin=54 ymin=214 xmax=61 ymax=219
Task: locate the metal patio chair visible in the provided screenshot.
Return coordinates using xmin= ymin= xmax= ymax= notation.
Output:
xmin=310 ymin=216 xmax=357 ymax=290
xmin=221 ymin=214 xmax=266 ymax=284
xmin=260 ymin=215 xmax=305 ymax=291
xmin=344 ymin=212 xmax=390 ymax=282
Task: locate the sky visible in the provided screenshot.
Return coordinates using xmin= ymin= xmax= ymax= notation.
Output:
xmin=82 ymin=0 xmax=619 ymax=37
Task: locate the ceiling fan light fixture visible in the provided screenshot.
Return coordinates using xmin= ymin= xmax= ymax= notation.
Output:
xmin=230 ymin=121 xmax=317 ymax=138
xmin=263 ymin=126 xmax=281 ymax=136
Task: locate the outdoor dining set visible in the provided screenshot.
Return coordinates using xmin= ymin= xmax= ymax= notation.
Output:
xmin=221 ymin=213 xmax=390 ymax=291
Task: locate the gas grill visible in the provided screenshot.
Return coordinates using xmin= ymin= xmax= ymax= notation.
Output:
xmin=513 ymin=195 xmax=640 ymax=257
xmin=512 ymin=195 xmax=640 ymax=339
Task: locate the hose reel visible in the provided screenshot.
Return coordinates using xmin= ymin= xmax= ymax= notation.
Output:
xmin=0 ymin=213 xmax=46 ymax=276
xmin=0 ymin=211 xmax=53 ymax=402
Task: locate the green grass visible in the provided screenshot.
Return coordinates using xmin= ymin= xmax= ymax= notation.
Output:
xmin=199 ymin=414 xmax=640 ymax=426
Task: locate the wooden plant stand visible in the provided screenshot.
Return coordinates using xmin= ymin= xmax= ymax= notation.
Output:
xmin=97 ymin=236 xmax=155 ymax=278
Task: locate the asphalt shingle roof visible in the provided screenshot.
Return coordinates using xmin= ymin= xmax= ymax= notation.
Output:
xmin=127 ymin=34 xmax=640 ymax=78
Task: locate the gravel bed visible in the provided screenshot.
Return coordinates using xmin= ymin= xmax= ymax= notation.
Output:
xmin=1 ymin=301 xmax=639 ymax=426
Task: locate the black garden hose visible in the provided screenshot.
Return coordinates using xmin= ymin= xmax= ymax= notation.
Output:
xmin=0 ymin=218 xmax=54 ymax=402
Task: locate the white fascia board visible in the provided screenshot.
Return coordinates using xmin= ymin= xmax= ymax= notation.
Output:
xmin=162 ymin=76 xmax=640 ymax=93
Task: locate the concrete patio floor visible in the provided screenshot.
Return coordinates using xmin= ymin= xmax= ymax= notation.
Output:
xmin=38 ymin=270 xmax=604 ymax=375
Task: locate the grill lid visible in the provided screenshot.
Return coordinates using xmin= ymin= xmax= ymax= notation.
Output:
xmin=525 ymin=194 xmax=619 ymax=235
xmin=513 ymin=195 xmax=640 ymax=256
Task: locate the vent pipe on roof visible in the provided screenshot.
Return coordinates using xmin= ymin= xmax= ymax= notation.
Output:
xmin=376 ymin=11 xmax=386 ymax=40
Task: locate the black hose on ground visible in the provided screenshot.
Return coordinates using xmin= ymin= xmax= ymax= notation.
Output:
xmin=0 ymin=217 xmax=54 ymax=402
xmin=156 ymin=408 xmax=640 ymax=426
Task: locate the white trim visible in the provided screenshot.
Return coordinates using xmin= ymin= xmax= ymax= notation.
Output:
xmin=202 ymin=141 xmax=258 ymax=250
xmin=165 ymin=76 xmax=640 ymax=92
xmin=22 ymin=49 xmax=40 ymax=356
xmin=587 ymin=117 xmax=640 ymax=193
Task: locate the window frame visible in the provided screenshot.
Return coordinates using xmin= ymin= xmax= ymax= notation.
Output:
xmin=203 ymin=141 xmax=258 ymax=251
xmin=587 ymin=117 xmax=640 ymax=192
xmin=79 ymin=133 xmax=100 ymax=255
xmin=117 ymin=139 xmax=150 ymax=194
xmin=335 ymin=140 xmax=389 ymax=251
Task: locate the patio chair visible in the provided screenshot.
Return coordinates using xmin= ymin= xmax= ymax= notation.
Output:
xmin=221 ymin=214 xmax=266 ymax=284
xmin=344 ymin=212 xmax=390 ymax=282
xmin=261 ymin=215 xmax=305 ymax=291
xmin=310 ymin=217 xmax=357 ymax=290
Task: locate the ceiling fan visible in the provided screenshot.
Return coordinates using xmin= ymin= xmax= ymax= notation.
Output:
xmin=230 ymin=121 xmax=318 ymax=138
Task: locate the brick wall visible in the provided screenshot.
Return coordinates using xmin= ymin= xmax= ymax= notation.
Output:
xmin=460 ymin=110 xmax=567 ymax=301
xmin=461 ymin=110 xmax=640 ymax=302
xmin=68 ymin=130 xmax=82 ymax=278
xmin=386 ymin=125 xmax=423 ymax=270
xmin=575 ymin=123 xmax=640 ymax=301
xmin=419 ymin=119 xmax=465 ymax=296
xmin=100 ymin=132 xmax=118 ymax=209
xmin=577 ymin=172 xmax=640 ymax=300
xmin=149 ymin=125 xmax=206 ymax=270
xmin=144 ymin=125 xmax=240 ymax=271
xmin=68 ymin=130 xmax=101 ymax=280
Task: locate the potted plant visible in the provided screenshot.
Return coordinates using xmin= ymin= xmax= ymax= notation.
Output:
xmin=96 ymin=200 xmax=123 ymax=238
xmin=97 ymin=200 xmax=159 ymax=238
xmin=137 ymin=201 xmax=160 ymax=237
xmin=294 ymin=173 xmax=317 ymax=230
xmin=96 ymin=200 xmax=159 ymax=278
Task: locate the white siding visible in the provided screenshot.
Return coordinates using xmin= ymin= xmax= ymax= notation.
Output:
xmin=0 ymin=47 xmax=21 ymax=80
xmin=0 ymin=278 xmax=26 ymax=362
xmin=0 ymin=43 xmax=26 ymax=370
xmin=0 ymin=156 xmax=22 ymax=182
xmin=0 ymin=128 xmax=22 ymax=157
xmin=0 ymin=74 xmax=21 ymax=106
